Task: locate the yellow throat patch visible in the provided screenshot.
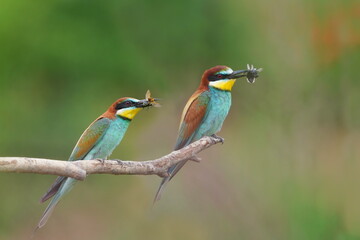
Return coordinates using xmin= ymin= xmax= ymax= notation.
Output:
xmin=209 ymin=79 xmax=236 ymax=91
xmin=117 ymin=108 xmax=142 ymax=120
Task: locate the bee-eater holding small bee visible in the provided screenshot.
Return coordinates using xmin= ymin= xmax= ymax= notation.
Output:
xmin=36 ymin=92 xmax=159 ymax=230
xmin=154 ymin=64 xmax=261 ymax=202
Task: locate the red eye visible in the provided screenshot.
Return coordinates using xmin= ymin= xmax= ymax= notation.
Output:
xmin=216 ymin=74 xmax=223 ymax=79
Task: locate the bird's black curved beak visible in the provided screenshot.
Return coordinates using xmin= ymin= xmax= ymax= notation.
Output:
xmin=135 ymin=98 xmax=160 ymax=108
xmin=229 ymin=64 xmax=262 ymax=83
xmin=229 ymin=70 xmax=249 ymax=79
xmin=135 ymin=99 xmax=152 ymax=108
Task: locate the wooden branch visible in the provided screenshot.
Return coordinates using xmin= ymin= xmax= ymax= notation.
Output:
xmin=0 ymin=136 xmax=222 ymax=180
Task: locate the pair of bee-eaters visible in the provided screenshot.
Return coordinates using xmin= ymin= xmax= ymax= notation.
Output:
xmin=36 ymin=64 xmax=261 ymax=230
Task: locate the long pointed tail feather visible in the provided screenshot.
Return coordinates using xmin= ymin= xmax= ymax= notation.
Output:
xmin=153 ymin=177 xmax=170 ymax=203
xmin=153 ymin=160 xmax=188 ymax=203
xmin=37 ymin=193 xmax=62 ymax=229
xmin=40 ymin=176 xmax=66 ymax=203
xmin=36 ymin=178 xmax=77 ymax=230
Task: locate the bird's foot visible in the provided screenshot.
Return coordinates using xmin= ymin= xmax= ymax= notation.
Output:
xmin=96 ymin=158 xmax=106 ymax=164
xmin=211 ymin=134 xmax=224 ymax=144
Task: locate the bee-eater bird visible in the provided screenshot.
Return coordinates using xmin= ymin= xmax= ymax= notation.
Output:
xmin=154 ymin=65 xmax=261 ymax=202
xmin=37 ymin=96 xmax=157 ymax=229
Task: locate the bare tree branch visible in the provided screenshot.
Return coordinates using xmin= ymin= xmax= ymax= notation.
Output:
xmin=0 ymin=136 xmax=222 ymax=180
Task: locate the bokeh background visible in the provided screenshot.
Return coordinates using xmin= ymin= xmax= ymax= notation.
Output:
xmin=0 ymin=0 xmax=359 ymax=239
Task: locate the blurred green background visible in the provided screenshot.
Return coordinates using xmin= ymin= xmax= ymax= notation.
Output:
xmin=0 ymin=0 xmax=359 ymax=239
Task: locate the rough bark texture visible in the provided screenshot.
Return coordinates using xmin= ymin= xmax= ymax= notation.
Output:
xmin=0 ymin=136 xmax=222 ymax=180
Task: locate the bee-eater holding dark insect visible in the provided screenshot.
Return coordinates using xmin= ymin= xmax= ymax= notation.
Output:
xmin=36 ymin=92 xmax=159 ymax=230
xmin=154 ymin=64 xmax=261 ymax=202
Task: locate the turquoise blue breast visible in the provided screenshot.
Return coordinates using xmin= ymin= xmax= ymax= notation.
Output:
xmin=193 ymin=87 xmax=232 ymax=140
xmin=84 ymin=118 xmax=130 ymax=160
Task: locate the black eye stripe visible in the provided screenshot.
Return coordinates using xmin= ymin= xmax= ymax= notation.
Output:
xmin=208 ymin=73 xmax=229 ymax=81
xmin=115 ymin=100 xmax=133 ymax=110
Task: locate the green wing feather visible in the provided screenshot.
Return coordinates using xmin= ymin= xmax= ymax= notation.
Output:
xmin=174 ymin=90 xmax=211 ymax=150
xmin=154 ymin=90 xmax=210 ymax=202
xmin=69 ymin=117 xmax=111 ymax=161
xmin=40 ymin=117 xmax=111 ymax=203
